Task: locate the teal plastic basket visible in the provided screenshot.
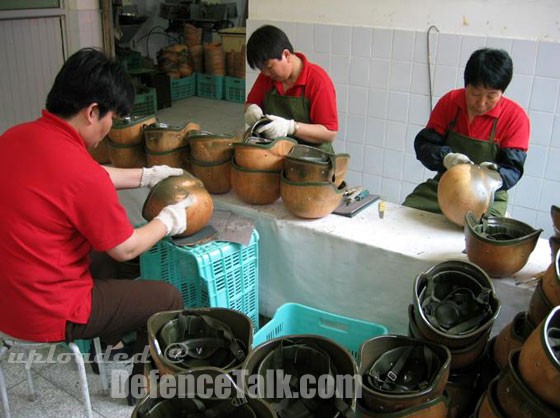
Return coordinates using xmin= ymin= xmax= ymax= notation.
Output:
xmin=140 ymin=231 xmax=259 ymax=329
xmin=196 ymin=73 xmax=224 ymax=100
xmin=224 ymin=76 xmax=245 ymax=103
xmin=130 ymin=88 xmax=157 ymax=117
xmin=253 ymin=303 xmax=388 ymax=360
xmin=170 ymin=75 xmax=196 ymax=101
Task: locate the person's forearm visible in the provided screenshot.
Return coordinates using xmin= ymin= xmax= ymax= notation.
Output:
xmin=102 ymin=166 xmax=143 ymax=189
xmin=292 ymin=122 xmax=336 ymax=144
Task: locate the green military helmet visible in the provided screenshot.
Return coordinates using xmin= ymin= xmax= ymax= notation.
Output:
xmin=358 ymin=335 xmax=451 ymax=414
xmin=242 ymin=335 xmax=357 ymax=418
xmin=148 ymin=308 xmax=253 ymax=376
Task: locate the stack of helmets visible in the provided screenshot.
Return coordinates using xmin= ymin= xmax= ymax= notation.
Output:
xmin=281 ymin=144 xmax=350 ymax=219
xmin=493 ymin=249 xmax=560 ymax=370
xmin=480 ymin=306 xmax=560 ymax=418
xmin=187 ymin=130 xmax=240 ymax=194
xmin=356 ymin=335 xmax=451 ymax=417
xmin=132 ymin=369 xmax=277 ymax=418
xmin=437 ymin=164 xmax=503 ymax=227
xmin=107 ymin=115 xmax=156 ymax=168
xmin=464 ymin=211 xmax=543 ymax=278
xmin=144 ymin=121 xmax=199 ymax=170
xmin=142 ymin=171 xmax=213 ymax=237
xmin=231 ymin=120 xmax=297 ymax=205
xmin=410 ymin=260 xmax=501 ymax=418
xmin=242 ymin=335 xmax=357 ymax=417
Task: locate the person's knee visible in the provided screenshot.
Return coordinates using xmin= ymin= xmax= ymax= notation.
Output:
xmin=160 ymin=282 xmax=183 ymax=310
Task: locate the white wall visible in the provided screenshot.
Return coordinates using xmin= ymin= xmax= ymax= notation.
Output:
xmin=250 ymin=0 xmax=560 ymax=41
xmin=246 ymin=1 xmax=560 ymax=238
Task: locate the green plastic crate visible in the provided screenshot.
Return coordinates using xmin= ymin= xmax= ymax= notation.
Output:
xmin=224 ymin=76 xmax=245 ymax=103
xmin=117 ymin=50 xmax=143 ymax=71
xmin=130 ymin=88 xmax=157 ymax=117
xmin=196 ymin=73 xmax=224 ymax=100
xmin=170 ymin=75 xmax=196 ymax=101
xmin=253 ymin=303 xmax=388 ymax=360
xmin=140 ymin=231 xmax=259 ymax=329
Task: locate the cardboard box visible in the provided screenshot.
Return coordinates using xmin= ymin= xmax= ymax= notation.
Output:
xmin=219 ymin=27 xmax=246 ymax=52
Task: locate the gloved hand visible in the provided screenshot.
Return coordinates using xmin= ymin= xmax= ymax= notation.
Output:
xmin=244 ymin=104 xmax=264 ymax=127
xmin=480 ymin=161 xmax=499 ymax=171
xmin=443 ymin=152 xmax=473 ymax=170
xmin=255 ymin=114 xmax=296 ymax=139
xmin=140 ymin=165 xmax=183 ymax=188
xmin=154 ymin=195 xmax=195 ymax=236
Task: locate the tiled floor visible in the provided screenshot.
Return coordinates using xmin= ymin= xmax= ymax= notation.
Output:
xmin=0 ymin=96 xmax=244 ymax=418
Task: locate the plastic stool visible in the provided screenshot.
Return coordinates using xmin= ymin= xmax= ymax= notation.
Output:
xmin=0 ymin=332 xmax=106 ymax=418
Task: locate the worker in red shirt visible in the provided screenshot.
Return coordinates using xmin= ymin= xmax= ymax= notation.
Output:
xmin=403 ymin=48 xmax=530 ymax=216
xmin=0 ymin=48 xmax=191 ymax=405
xmin=244 ymin=25 xmax=338 ymax=153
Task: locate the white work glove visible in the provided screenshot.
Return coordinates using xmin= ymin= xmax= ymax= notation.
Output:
xmin=443 ymin=153 xmax=473 ymax=170
xmin=244 ymin=104 xmax=264 ymax=127
xmin=256 ymin=114 xmax=296 ymax=139
xmin=480 ymin=161 xmax=499 ymax=171
xmin=154 ymin=195 xmax=195 ymax=236
xmin=140 ymin=165 xmax=183 ymax=188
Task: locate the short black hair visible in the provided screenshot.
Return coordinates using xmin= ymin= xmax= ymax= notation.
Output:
xmin=247 ymin=25 xmax=294 ymax=70
xmin=46 ymin=48 xmax=135 ymax=119
xmin=464 ymin=48 xmax=513 ymax=92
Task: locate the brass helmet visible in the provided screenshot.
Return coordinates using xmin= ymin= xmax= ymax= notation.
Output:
xmin=242 ymin=335 xmax=357 ymax=418
xmin=131 ymin=369 xmax=277 ymax=418
xmin=190 ymin=157 xmax=232 ymax=194
xmin=284 ymin=145 xmax=349 ymax=188
xmin=464 ymin=212 xmax=543 ymax=278
xmin=495 ymin=350 xmax=558 ymax=418
xmin=492 ymin=311 xmax=534 ymax=370
xmin=518 ymin=306 xmax=560 ymax=410
xmin=109 ymin=115 xmax=157 ymax=145
xmin=230 ymin=159 xmax=281 ymax=205
xmin=412 ymin=260 xmax=501 ymax=348
xmin=280 ymin=174 xmax=347 ymax=219
xmin=358 ymin=335 xmax=451 ymax=414
xmin=147 ymin=308 xmax=253 ymax=376
xmin=437 ymin=164 xmax=502 ymax=227
xmin=144 ymin=121 xmax=199 ymax=153
xmin=542 ymin=249 xmax=560 ymax=306
xmin=233 ymin=136 xmax=297 ymax=171
xmin=142 ymin=172 xmax=213 ymax=237
xmin=187 ymin=130 xmax=238 ymax=164
xmin=355 ymin=394 xmax=449 ymax=418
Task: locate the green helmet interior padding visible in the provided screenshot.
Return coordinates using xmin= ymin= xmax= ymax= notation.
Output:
xmin=364 ymin=344 xmax=442 ymax=394
xmin=136 ymin=397 xmax=257 ymax=418
xmin=255 ymin=338 xmax=353 ymax=418
xmin=157 ymin=313 xmax=247 ymax=370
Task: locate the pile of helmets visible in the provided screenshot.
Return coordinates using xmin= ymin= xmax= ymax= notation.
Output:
xmin=550 ymin=204 xmax=560 ymax=259
xmin=356 ymin=335 xmax=452 ymax=417
xmin=143 ymin=121 xmax=199 ymax=170
xmin=136 ymin=308 xmax=360 ymax=418
xmin=186 ymin=130 xmax=240 ymax=194
xmin=464 ymin=211 xmax=542 ymax=278
xmin=231 ymin=119 xmax=297 ymax=205
xmin=106 ymin=115 xmax=157 ymax=168
xmin=281 ymin=144 xmax=350 ymax=219
xmin=409 ymin=260 xmax=501 ymax=418
xmin=476 ymin=306 xmax=560 ymax=418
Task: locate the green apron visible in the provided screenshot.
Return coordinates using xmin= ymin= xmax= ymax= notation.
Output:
xmin=264 ymin=87 xmax=335 ymax=153
xmin=402 ymin=116 xmax=508 ymax=217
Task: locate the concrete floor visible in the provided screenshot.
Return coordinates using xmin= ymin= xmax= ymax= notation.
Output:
xmin=0 ymin=96 xmax=244 ymax=418
xmin=0 ymin=94 xmax=541 ymax=417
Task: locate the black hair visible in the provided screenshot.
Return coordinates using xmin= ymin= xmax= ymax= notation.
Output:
xmin=246 ymin=25 xmax=294 ymax=70
xmin=46 ymin=48 xmax=135 ymax=119
xmin=464 ymin=48 xmax=513 ymax=92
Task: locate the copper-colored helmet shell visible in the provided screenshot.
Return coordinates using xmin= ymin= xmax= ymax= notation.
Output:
xmin=190 ymin=157 xmax=232 ymax=194
xmin=144 ymin=121 xmax=199 ymax=152
xmin=107 ymin=140 xmax=146 ymax=168
xmin=492 ymin=311 xmax=534 ymax=370
xmin=358 ymin=335 xmax=451 ymax=413
xmin=187 ymin=131 xmax=238 ymax=163
xmin=542 ymin=249 xmax=560 ymax=306
xmin=518 ymin=306 xmax=560 ymax=410
xmin=145 ymin=146 xmax=189 ymax=169
xmin=280 ymin=174 xmax=346 ymax=219
xmin=464 ymin=212 xmax=543 ymax=278
xmin=355 ymin=393 xmax=449 ymax=417
xmin=438 ymin=164 xmax=502 ymax=227
xmin=233 ymin=137 xmax=297 ymax=170
xmin=284 ymin=145 xmax=350 ymax=188
xmin=109 ymin=115 xmax=157 ymax=145
xmin=142 ymin=172 xmax=213 ymax=237
xmin=89 ymin=136 xmax=111 ymax=164
xmin=474 ymin=378 xmax=505 ymax=418
xmin=230 ymin=159 xmax=280 ymax=205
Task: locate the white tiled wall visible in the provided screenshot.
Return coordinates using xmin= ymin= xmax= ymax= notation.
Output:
xmin=247 ymin=19 xmax=560 ymax=237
